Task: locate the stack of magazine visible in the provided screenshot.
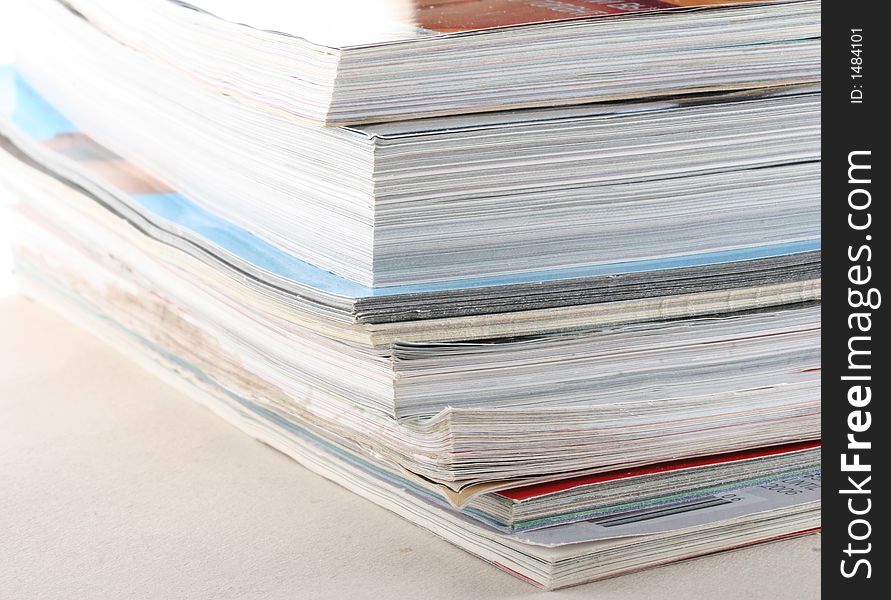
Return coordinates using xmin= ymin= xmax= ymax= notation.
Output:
xmin=0 ymin=0 xmax=820 ymax=589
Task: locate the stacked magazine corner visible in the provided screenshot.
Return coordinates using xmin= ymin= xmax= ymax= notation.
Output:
xmin=0 ymin=0 xmax=821 ymax=590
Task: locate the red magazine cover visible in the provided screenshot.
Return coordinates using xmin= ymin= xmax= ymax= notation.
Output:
xmin=499 ymin=440 xmax=820 ymax=501
xmin=416 ymin=0 xmax=770 ymax=33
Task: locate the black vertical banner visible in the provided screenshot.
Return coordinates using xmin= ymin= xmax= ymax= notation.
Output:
xmin=822 ymin=1 xmax=887 ymax=597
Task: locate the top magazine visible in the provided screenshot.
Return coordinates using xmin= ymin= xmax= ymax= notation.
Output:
xmin=60 ymin=0 xmax=821 ymax=124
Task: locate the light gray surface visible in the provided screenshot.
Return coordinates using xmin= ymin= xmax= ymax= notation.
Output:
xmin=0 ymin=295 xmax=821 ymax=599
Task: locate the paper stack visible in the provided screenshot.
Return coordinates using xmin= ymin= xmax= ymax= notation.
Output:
xmin=0 ymin=0 xmax=820 ymax=589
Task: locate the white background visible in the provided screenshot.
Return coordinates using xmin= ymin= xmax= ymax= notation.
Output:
xmin=1 ymin=22 xmax=16 ymax=297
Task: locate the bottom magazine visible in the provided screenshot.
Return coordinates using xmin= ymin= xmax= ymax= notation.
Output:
xmin=14 ymin=273 xmax=820 ymax=590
